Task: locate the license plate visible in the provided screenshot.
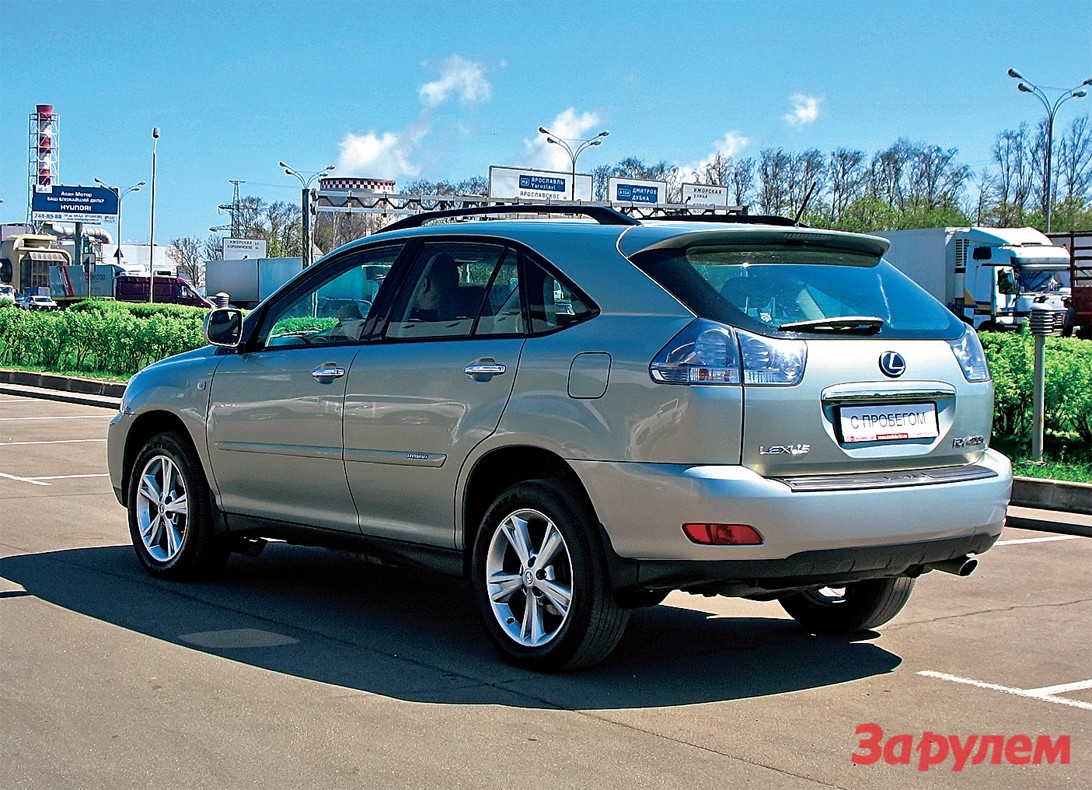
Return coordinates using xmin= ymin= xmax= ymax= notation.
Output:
xmin=839 ymin=403 xmax=939 ymax=444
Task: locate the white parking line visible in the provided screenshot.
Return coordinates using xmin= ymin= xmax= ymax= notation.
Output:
xmin=0 ymin=416 xmax=106 ymax=421
xmin=0 ymin=472 xmax=50 ymax=486
xmin=918 ymin=670 xmax=1092 ymax=711
xmin=31 ymin=474 xmax=110 ymax=481
xmin=1 ymin=439 xmax=107 ymax=446
xmin=1027 ymin=679 xmax=1092 ymax=696
xmin=0 ymin=472 xmax=110 ymax=486
xmin=994 ymin=535 xmax=1083 ymax=546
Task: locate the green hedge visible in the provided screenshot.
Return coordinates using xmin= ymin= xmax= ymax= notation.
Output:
xmin=980 ymin=330 xmax=1092 ymax=445
xmin=0 ymin=300 xmax=207 ymax=378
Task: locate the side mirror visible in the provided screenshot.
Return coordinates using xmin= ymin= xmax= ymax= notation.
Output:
xmin=204 ymin=308 xmax=243 ymax=348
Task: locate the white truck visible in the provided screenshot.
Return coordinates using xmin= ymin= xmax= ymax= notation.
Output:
xmin=876 ymin=227 xmax=1070 ymax=332
xmin=204 ymin=257 xmax=304 ymax=309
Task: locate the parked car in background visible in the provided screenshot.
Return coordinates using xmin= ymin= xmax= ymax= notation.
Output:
xmin=17 ymin=294 xmax=59 ymax=311
xmin=108 ymin=205 xmax=1012 ymax=672
xmin=0 ymin=284 xmax=16 ymax=304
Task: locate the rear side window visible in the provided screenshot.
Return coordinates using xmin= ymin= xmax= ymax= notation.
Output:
xmin=525 ymin=255 xmax=597 ymax=334
xmin=632 ymin=245 xmax=963 ymax=338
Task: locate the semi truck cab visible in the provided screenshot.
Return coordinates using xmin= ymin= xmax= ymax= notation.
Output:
xmin=965 ymin=231 xmax=1069 ymax=330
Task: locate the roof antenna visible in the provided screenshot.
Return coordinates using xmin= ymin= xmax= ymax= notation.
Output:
xmin=794 ymin=181 xmax=818 ymax=225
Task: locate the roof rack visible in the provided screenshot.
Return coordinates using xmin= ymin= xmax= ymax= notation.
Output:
xmin=638 ymin=213 xmax=802 ymax=227
xmin=378 ymin=204 xmax=640 ymax=233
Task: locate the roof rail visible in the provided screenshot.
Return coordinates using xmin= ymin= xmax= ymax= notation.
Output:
xmin=377 ymin=203 xmax=640 ymax=233
xmin=638 ymin=213 xmax=803 ymax=227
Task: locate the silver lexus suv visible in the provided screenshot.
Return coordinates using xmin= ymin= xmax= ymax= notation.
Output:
xmin=107 ymin=206 xmax=1012 ymax=671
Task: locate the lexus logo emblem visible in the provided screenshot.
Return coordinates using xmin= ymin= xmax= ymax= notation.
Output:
xmin=879 ymin=351 xmax=906 ymax=378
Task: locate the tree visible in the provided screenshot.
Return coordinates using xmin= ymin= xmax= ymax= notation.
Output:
xmin=758 ymin=148 xmax=792 ymax=215
xmin=203 ymin=234 xmax=224 ymax=262
xmin=828 ymin=148 xmax=866 ymax=224
xmin=168 ymin=237 xmax=205 ymax=288
xmin=988 ymin=124 xmax=1035 ymax=226
xmin=729 ymin=157 xmax=755 ymax=207
xmin=698 ymin=152 xmax=733 ymax=186
xmin=263 ymin=200 xmax=302 ymax=258
xmin=1056 ymin=115 xmax=1092 ymax=203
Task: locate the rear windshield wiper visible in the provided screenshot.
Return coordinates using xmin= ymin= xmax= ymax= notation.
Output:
xmin=778 ymin=316 xmax=885 ymax=334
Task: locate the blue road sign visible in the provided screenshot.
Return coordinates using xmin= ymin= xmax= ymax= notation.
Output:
xmin=616 ymin=184 xmax=660 ymax=203
xmin=31 ymin=185 xmax=119 ymax=224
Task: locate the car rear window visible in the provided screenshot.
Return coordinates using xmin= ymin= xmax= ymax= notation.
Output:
xmin=630 ymin=244 xmax=964 ymax=339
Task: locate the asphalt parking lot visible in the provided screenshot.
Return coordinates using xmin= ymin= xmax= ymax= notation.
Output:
xmin=1 ymin=394 xmax=1089 ymax=789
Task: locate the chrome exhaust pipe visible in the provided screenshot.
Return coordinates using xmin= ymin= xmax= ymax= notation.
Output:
xmin=927 ymin=556 xmax=978 ymax=577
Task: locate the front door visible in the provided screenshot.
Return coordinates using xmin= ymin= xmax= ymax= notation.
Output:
xmin=205 ymin=242 xmax=404 ymax=532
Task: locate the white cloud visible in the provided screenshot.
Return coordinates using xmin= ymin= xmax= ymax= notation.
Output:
xmin=336 ymin=55 xmax=492 ymax=178
xmin=680 ymin=131 xmax=752 ymax=182
xmin=336 ymin=129 xmax=423 ymax=179
xmin=523 ymin=108 xmax=606 ymax=171
xmin=419 ymin=55 xmax=492 ymax=108
xmin=783 ymin=93 xmax=821 ymax=128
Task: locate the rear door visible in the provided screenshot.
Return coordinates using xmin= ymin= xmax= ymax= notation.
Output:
xmin=630 ymin=235 xmax=993 ymax=479
xmin=722 ymin=256 xmax=991 ymax=479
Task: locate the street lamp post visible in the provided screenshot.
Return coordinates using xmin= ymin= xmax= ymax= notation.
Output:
xmin=1007 ymin=68 xmax=1091 ymax=233
xmin=94 ymin=178 xmax=145 ymax=268
xmin=149 ymin=127 xmax=160 ymax=302
xmin=537 ymin=127 xmax=609 ymax=200
xmin=279 ymin=161 xmax=335 ymax=267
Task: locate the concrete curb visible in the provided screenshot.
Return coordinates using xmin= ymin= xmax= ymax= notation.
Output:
xmin=0 ymin=383 xmax=121 ymax=410
xmin=0 ymin=369 xmax=127 ymax=398
xmin=1011 ymin=477 xmax=1092 ymax=516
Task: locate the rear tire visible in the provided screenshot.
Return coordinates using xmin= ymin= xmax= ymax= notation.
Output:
xmin=127 ymin=432 xmax=228 ymax=581
xmin=779 ymin=577 xmax=915 ymax=633
xmin=471 ymin=479 xmax=629 ymax=671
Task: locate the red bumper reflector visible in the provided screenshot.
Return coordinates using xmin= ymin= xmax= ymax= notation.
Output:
xmin=682 ymin=523 xmax=763 ymax=546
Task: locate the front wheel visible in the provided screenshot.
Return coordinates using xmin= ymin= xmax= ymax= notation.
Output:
xmin=779 ymin=577 xmax=915 ymax=633
xmin=127 ymin=432 xmax=228 ymax=581
xmin=471 ymin=479 xmax=629 ymax=672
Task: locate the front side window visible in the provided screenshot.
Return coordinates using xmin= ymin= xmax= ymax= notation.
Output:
xmin=261 ymin=245 xmax=400 ymax=348
xmin=632 ymin=245 xmax=963 ymax=339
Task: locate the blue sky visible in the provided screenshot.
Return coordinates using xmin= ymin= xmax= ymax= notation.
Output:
xmin=2 ymin=0 xmax=1090 ymax=245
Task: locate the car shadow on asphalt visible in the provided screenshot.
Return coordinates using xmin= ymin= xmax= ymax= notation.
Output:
xmin=2 ymin=543 xmax=902 ymax=709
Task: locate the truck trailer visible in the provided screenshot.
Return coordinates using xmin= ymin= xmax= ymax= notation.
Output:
xmin=205 ymin=257 xmax=305 ymax=309
xmin=1049 ymin=230 xmax=1091 ymax=338
xmin=876 ymin=227 xmax=1070 ymax=332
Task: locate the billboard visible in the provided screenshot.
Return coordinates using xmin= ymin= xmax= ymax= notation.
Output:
xmin=223 ymin=238 xmax=268 ymax=260
xmin=489 ymin=166 xmax=593 ymax=201
xmin=31 ymin=185 xmax=119 ymax=224
xmin=681 ymin=183 xmax=730 ymax=207
xmin=608 ymin=177 xmax=667 ymax=205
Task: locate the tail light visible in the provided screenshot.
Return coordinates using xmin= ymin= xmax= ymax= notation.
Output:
xmin=650 ymin=320 xmax=806 ymax=386
xmin=948 ymin=327 xmax=990 ymax=382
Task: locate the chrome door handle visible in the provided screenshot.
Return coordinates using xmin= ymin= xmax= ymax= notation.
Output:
xmin=464 ymin=362 xmax=506 ymax=379
xmin=312 ymin=366 xmax=346 ymax=381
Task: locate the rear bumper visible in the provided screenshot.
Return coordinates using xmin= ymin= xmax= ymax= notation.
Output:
xmin=574 ymin=448 xmax=1011 ymax=565
xmin=626 ymin=532 xmax=999 ymax=595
